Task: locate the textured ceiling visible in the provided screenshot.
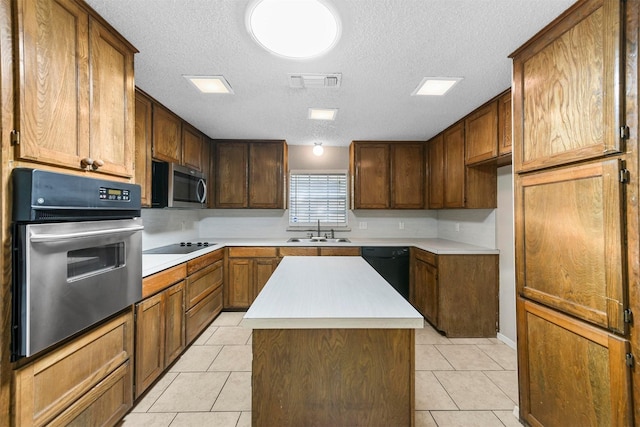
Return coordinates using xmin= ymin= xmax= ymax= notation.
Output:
xmin=84 ymin=0 xmax=576 ymax=147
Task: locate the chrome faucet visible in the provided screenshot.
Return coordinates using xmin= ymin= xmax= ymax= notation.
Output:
xmin=317 ymin=219 xmax=321 ymax=238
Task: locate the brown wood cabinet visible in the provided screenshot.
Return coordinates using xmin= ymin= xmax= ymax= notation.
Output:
xmin=152 ymin=104 xmax=182 ymax=164
xmin=511 ymin=0 xmax=637 ymax=424
xmin=410 ymin=248 xmax=498 ymax=337
xmin=225 ymin=247 xmax=279 ymax=308
xmin=465 ymin=100 xmax=498 ymax=165
xmin=13 ymin=310 xmax=134 ymax=426
xmin=427 ymin=123 xmax=496 ymax=209
xmin=185 ymin=249 xmax=224 ymax=343
xmin=215 ymin=140 xmax=287 ymax=209
xmin=14 ymin=0 xmax=136 ymax=178
xmin=512 ymin=0 xmax=624 ymax=173
xmin=497 ymin=90 xmax=512 ymax=161
xmin=136 ymin=265 xmax=186 ymax=398
xmin=351 ymin=141 xmax=424 ymax=209
xmin=182 ymin=123 xmax=205 ymax=172
xmin=135 ymin=90 xmax=153 ymax=206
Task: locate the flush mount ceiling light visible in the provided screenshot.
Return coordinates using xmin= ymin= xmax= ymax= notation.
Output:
xmin=313 ymin=142 xmax=324 ymax=156
xmin=247 ymin=0 xmax=341 ymax=59
xmin=412 ymin=77 xmax=463 ymax=96
xmin=184 ymin=75 xmax=234 ymax=94
xmin=308 ymin=108 xmax=338 ymax=120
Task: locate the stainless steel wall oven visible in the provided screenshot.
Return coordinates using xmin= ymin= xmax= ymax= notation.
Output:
xmin=11 ymin=169 xmax=143 ymax=359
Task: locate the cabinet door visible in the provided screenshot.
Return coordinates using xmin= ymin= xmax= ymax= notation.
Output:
xmin=88 ymin=18 xmax=134 ymax=178
xmin=182 ymin=124 xmax=204 ymax=171
xmin=152 ymin=104 xmax=182 ymax=163
xmin=135 ymin=91 xmax=152 ymax=206
xmin=15 ymin=0 xmax=90 ymax=169
xmin=354 ymin=143 xmax=390 ymax=209
xmin=253 ymin=258 xmax=279 ymax=300
xmin=498 ymin=91 xmax=512 ymax=157
xmin=518 ymin=299 xmax=632 ymax=426
xmin=412 ymin=251 xmax=438 ymax=325
xmin=216 ymin=142 xmax=248 ymax=208
xmin=516 ymin=159 xmax=626 ymax=332
xmin=391 ymin=143 xmax=424 ymax=208
xmin=227 ymin=258 xmax=252 ymax=308
xmin=465 ymin=101 xmax=498 ymax=165
xmin=427 ymin=134 xmax=444 ymax=209
xmin=512 ymin=0 xmax=624 ymax=172
xmin=164 ymin=281 xmax=186 ymax=367
xmin=249 ymin=142 xmax=285 ymax=208
xmin=443 ymin=122 xmax=465 ymax=208
xmin=135 ymin=293 xmax=165 ymax=398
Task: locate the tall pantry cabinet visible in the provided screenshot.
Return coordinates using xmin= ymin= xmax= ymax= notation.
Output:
xmin=511 ymin=0 xmax=638 ymax=425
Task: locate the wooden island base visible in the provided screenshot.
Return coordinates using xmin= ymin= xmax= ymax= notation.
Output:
xmin=251 ymin=328 xmax=415 ymax=427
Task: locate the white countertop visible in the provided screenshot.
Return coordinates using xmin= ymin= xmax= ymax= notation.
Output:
xmin=142 ymin=238 xmax=498 ymax=277
xmin=241 ymin=256 xmax=424 ymax=329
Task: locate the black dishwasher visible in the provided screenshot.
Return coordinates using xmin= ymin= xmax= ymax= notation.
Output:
xmin=361 ymin=247 xmax=410 ymax=301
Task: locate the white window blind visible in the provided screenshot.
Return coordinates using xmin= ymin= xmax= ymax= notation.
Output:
xmin=289 ymin=172 xmax=348 ymax=226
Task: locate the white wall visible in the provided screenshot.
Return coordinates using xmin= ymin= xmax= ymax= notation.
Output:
xmin=496 ymin=165 xmax=516 ymax=347
xmin=437 ymin=209 xmax=496 ymax=248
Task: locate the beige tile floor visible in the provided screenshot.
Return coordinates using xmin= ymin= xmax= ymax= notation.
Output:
xmin=120 ymin=311 xmax=521 ymax=427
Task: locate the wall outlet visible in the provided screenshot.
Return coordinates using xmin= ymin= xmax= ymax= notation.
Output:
xmin=455 ymin=223 xmax=460 ymax=232
xmin=399 ymin=221 xmax=405 ymax=230
xmin=359 ymin=222 xmax=368 ymax=230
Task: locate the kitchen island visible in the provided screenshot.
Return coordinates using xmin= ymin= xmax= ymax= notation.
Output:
xmin=242 ymin=256 xmax=423 ymax=426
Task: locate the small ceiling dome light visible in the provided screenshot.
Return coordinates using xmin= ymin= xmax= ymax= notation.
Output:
xmin=247 ymin=0 xmax=341 ymax=59
xmin=313 ymin=142 xmax=324 ymax=156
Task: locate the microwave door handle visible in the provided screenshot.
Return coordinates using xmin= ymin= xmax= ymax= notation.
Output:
xmin=30 ymin=225 xmax=144 ymax=243
xmin=197 ymin=178 xmax=207 ymax=204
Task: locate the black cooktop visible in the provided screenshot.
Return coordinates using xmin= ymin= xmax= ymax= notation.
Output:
xmin=142 ymin=242 xmax=216 ymax=255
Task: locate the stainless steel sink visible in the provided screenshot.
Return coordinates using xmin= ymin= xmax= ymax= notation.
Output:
xmin=287 ymin=237 xmax=351 ymax=243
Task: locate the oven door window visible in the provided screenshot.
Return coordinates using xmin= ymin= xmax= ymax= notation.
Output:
xmin=67 ymin=242 xmax=125 ymax=282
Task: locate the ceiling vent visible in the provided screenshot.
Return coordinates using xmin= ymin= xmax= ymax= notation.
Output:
xmin=288 ymin=73 xmax=342 ymax=89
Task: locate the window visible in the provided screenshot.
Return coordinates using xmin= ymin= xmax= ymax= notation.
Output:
xmin=289 ymin=171 xmax=348 ymax=226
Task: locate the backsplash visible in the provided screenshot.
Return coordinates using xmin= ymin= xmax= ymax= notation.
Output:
xmin=141 ymin=208 xmax=496 ymax=249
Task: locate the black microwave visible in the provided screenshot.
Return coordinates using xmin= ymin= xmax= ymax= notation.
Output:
xmin=152 ymin=161 xmax=207 ymax=208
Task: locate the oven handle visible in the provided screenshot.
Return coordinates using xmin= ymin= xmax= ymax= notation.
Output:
xmin=30 ymin=225 xmax=144 ymax=242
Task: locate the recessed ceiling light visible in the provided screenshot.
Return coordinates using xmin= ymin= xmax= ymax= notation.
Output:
xmin=184 ymin=76 xmax=234 ymax=94
xmin=308 ymin=108 xmax=338 ymax=120
xmin=412 ymin=77 xmax=463 ymax=96
xmin=247 ymin=0 xmax=341 ymax=59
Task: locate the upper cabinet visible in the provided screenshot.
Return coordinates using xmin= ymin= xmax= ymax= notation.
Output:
xmin=427 ymin=122 xmax=496 ymax=209
xmin=511 ymin=0 xmax=624 ymax=173
xmin=215 ymin=140 xmax=287 ymax=209
xmin=135 ymin=90 xmax=153 ymax=206
xmin=351 ymin=141 xmax=425 ymax=209
xmin=14 ymin=0 xmax=136 ymax=178
xmin=152 ymin=104 xmax=182 ymax=164
xmin=182 ymin=124 xmax=205 ymax=172
xmin=464 ymin=89 xmax=512 ymax=167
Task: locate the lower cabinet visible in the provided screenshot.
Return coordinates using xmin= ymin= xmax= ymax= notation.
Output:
xmin=225 ymin=247 xmax=279 ymax=309
xmin=13 ymin=310 xmax=134 ymax=426
xmin=185 ymin=250 xmax=224 ymax=343
xmin=135 ymin=278 xmax=186 ymax=398
xmin=410 ymin=248 xmax=498 ymax=337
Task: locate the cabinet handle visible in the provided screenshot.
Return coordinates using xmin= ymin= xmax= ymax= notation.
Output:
xmin=80 ymin=157 xmax=94 ymax=169
xmin=92 ymin=159 xmax=105 ymax=170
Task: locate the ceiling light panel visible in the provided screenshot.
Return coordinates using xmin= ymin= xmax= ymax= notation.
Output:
xmin=185 ymin=76 xmax=234 ymax=94
xmin=412 ymin=77 xmax=463 ymax=96
xmin=308 ymin=108 xmax=338 ymax=120
xmin=247 ymin=0 xmax=341 ymax=59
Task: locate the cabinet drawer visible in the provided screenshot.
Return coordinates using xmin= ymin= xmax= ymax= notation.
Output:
xmin=414 ymin=249 xmax=437 ymax=266
xmin=13 ymin=311 xmax=133 ymax=426
xmin=319 ymin=247 xmax=361 ymax=256
xmin=48 ymin=360 xmax=132 ymax=427
xmin=142 ymin=263 xmax=187 ymax=298
xmin=186 ymin=286 xmax=223 ymax=343
xmin=186 ymin=260 xmax=223 ymax=309
xmin=279 ymin=247 xmax=318 ymax=256
xmin=228 ymin=247 xmax=278 ymax=258
xmin=187 ymin=249 xmax=223 ymax=275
